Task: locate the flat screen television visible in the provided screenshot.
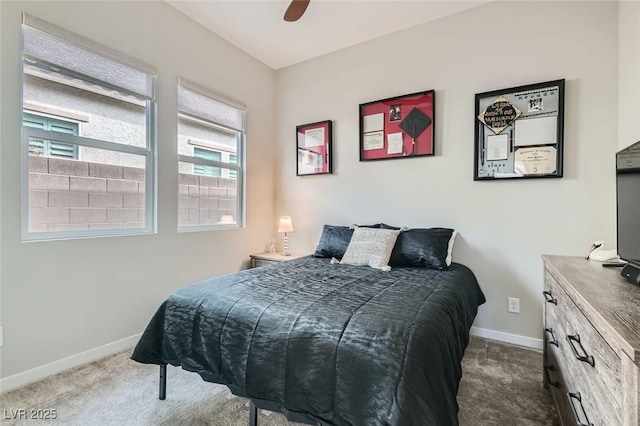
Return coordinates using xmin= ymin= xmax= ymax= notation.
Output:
xmin=616 ymin=140 xmax=640 ymax=284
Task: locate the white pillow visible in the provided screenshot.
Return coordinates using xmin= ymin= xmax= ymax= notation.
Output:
xmin=339 ymin=227 xmax=401 ymax=271
xmin=446 ymin=230 xmax=457 ymax=266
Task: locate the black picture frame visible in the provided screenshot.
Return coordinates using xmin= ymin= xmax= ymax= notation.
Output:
xmin=359 ymin=90 xmax=435 ymax=161
xmin=474 ymin=79 xmax=565 ymax=180
xmin=296 ymin=120 xmax=332 ymax=176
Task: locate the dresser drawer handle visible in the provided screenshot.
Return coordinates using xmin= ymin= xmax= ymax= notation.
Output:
xmin=543 ymin=290 xmax=557 ymax=305
xmin=567 ymin=334 xmax=595 ymax=367
xmin=544 ymin=365 xmax=560 ymax=388
xmin=544 ymin=327 xmax=558 ymax=347
xmin=568 ymin=392 xmax=594 ymax=426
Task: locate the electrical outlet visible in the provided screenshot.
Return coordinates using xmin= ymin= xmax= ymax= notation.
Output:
xmin=508 ymin=297 xmax=520 ymax=314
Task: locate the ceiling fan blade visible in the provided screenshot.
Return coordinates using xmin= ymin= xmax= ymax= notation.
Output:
xmin=284 ymin=0 xmax=310 ymax=22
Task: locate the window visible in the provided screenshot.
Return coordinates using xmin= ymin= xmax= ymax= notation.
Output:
xmin=193 ymin=147 xmax=239 ymax=179
xmin=23 ymin=113 xmax=79 ymax=159
xmin=22 ymin=14 xmax=157 ymax=240
xmin=193 ymin=147 xmax=222 ymax=177
xmin=177 ymin=78 xmax=245 ymax=231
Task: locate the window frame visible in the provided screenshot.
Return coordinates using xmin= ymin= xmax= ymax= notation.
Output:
xmin=177 ymin=78 xmax=246 ymax=232
xmin=21 ymin=14 xmax=157 ymax=242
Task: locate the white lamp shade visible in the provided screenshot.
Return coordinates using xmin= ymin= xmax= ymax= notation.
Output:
xmin=277 ymin=216 xmax=294 ymax=233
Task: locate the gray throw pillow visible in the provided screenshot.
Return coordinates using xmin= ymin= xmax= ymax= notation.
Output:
xmin=339 ymin=227 xmax=400 ymax=271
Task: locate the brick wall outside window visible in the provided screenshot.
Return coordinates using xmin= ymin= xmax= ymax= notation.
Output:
xmin=28 ymin=156 xmax=237 ymax=231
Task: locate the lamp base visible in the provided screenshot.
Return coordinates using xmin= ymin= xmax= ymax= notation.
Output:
xmin=281 ymin=233 xmax=291 ymax=256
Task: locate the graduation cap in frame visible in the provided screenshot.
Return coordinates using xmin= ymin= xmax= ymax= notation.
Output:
xmin=399 ymin=107 xmax=432 ymax=155
xmin=477 ymin=95 xmax=522 ymax=135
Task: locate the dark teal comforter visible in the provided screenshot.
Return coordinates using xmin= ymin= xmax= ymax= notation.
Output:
xmin=132 ymin=256 xmax=485 ymax=425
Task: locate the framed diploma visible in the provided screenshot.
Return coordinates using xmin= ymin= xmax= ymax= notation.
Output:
xmin=474 ymin=80 xmax=565 ymax=180
xmin=296 ymin=120 xmax=332 ymax=176
xmin=359 ymin=90 xmax=435 ymax=161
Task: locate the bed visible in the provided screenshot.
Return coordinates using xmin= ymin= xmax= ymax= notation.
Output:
xmin=132 ymin=226 xmax=485 ymax=426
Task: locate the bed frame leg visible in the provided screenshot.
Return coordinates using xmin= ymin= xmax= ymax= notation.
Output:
xmin=159 ymin=364 xmax=167 ymax=400
xmin=249 ymin=400 xmax=258 ymax=426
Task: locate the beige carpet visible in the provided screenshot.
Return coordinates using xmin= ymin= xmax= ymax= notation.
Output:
xmin=0 ymin=337 xmax=557 ymax=425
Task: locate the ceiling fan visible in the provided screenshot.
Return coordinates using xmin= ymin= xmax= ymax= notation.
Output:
xmin=284 ymin=0 xmax=311 ymax=22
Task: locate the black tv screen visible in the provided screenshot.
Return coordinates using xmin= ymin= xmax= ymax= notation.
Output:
xmin=616 ymin=141 xmax=640 ymax=267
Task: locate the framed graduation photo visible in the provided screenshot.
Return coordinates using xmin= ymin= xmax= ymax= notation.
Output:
xmin=359 ymin=90 xmax=435 ymax=161
xmin=474 ymin=79 xmax=565 ymax=180
xmin=296 ymin=120 xmax=332 ymax=176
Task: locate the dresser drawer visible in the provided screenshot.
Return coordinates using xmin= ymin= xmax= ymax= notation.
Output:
xmin=544 ymin=344 xmax=575 ymax=426
xmin=544 ymin=271 xmax=570 ymax=362
xmin=544 ymin=270 xmax=568 ymax=330
xmin=559 ymin=295 xmax=622 ymax=426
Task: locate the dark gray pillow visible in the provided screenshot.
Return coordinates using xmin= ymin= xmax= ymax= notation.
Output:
xmin=313 ymin=225 xmax=353 ymax=259
xmin=387 ymin=227 xmax=456 ymax=270
xmin=313 ymin=224 xmax=382 ymax=259
xmin=379 ymin=223 xmax=401 ymax=230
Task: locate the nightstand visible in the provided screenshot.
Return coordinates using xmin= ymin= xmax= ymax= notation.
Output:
xmin=249 ymin=252 xmax=307 ymax=268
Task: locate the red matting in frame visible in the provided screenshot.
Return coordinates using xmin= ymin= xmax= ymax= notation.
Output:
xmin=359 ymin=90 xmax=435 ymax=161
xmin=296 ymin=120 xmax=332 ymax=176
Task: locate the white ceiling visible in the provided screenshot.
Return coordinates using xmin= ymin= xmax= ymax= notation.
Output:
xmin=167 ymin=0 xmax=489 ymax=70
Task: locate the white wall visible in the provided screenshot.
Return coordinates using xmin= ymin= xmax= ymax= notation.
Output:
xmin=0 ymin=1 xmax=275 ymax=386
xmin=0 ymin=0 xmax=4 ymax=384
xmin=275 ymin=1 xmax=619 ymax=344
xmin=618 ymin=1 xmax=640 ymax=149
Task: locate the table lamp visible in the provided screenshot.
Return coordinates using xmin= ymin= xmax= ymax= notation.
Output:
xmin=277 ymin=216 xmax=294 ymax=256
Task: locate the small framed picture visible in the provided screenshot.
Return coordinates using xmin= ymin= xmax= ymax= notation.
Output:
xmin=296 ymin=120 xmax=332 ymax=176
xmin=359 ymin=90 xmax=435 ymax=161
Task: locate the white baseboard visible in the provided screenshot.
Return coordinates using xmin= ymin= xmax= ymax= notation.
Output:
xmin=0 ymin=333 xmax=141 ymax=394
xmin=471 ymin=326 xmax=543 ymax=350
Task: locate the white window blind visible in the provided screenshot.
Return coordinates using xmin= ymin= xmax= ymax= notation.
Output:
xmin=177 ymin=78 xmax=246 ymax=231
xmin=22 ymin=14 xmax=156 ymax=99
xmin=178 ymin=79 xmax=245 ymax=131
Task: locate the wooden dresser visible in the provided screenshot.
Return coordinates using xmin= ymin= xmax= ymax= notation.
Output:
xmin=543 ymin=255 xmax=640 ymax=425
